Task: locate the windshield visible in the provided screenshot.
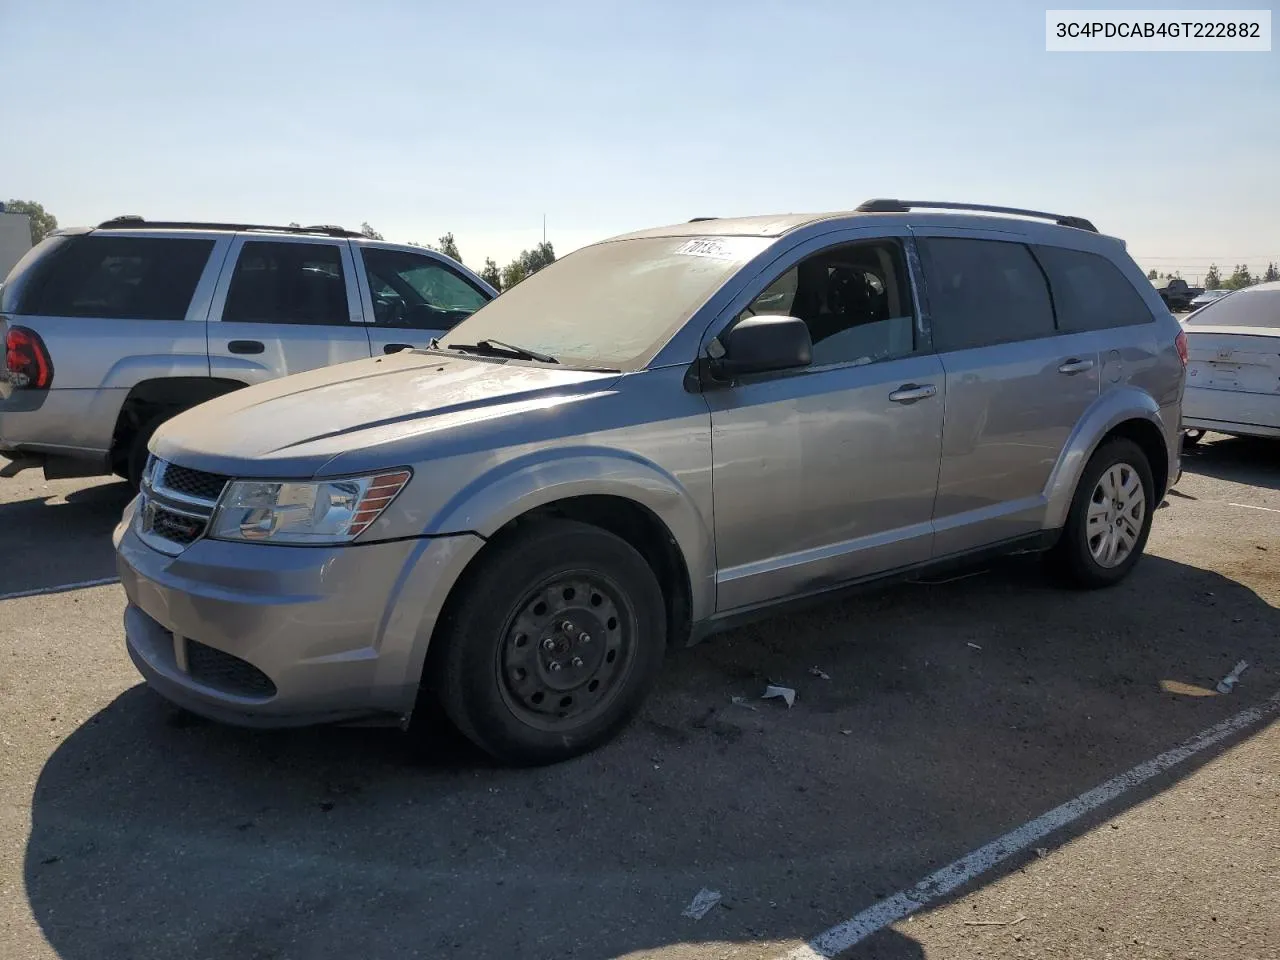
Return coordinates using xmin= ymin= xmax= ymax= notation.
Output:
xmin=1186 ymin=286 xmax=1279 ymax=328
xmin=437 ymin=235 xmax=772 ymax=369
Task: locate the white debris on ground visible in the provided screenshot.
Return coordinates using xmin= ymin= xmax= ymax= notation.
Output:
xmin=1216 ymin=660 xmax=1249 ymax=694
xmin=681 ymin=887 xmax=722 ymax=920
xmin=761 ymin=684 xmax=796 ymax=708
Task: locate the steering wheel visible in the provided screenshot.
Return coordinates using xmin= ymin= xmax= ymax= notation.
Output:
xmin=374 ymin=295 xmax=408 ymax=326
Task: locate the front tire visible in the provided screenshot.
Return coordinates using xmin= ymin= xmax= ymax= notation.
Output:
xmin=1051 ymin=438 xmax=1155 ymax=589
xmin=424 ymin=520 xmax=667 ymax=766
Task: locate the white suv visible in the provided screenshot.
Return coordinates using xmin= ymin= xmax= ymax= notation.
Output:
xmin=0 ymin=218 xmax=497 ymax=486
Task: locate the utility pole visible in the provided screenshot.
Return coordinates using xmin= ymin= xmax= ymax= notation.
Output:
xmin=542 ymin=214 xmax=546 ymax=245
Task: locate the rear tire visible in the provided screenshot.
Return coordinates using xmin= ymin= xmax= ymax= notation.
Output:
xmin=125 ymin=415 xmax=167 ymax=491
xmin=422 ymin=519 xmax=667 ymax=766
xmin=1050 ymin=438 xmax=1155 ymax=589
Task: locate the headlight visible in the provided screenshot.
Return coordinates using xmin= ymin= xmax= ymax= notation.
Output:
xmin=209 ymin=470 xmax=411 ymax=544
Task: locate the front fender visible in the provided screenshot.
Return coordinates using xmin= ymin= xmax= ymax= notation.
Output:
xmin=427 ymin=446 xmax=717 ymax=622
xmin=1042 ymin=386 xmax=1171 ymax=530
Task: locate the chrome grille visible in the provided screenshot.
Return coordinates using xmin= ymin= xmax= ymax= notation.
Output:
xmin=138 ymin=458 xmax=222 ymax=554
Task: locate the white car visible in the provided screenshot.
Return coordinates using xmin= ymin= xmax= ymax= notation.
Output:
xmin=1181 ymin=281 xmax=1280 ymax=442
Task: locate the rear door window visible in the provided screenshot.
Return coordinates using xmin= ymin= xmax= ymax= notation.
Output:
xmin=222 ymin=241 xmax=351 ymax=325
xmin=918 ymin=237 xmax=1056 ymax=352
xmin=360 ymin=248 xmax=489 ymax=329
xmin=15 ymin=236 xmax=214 ymax=320
xmin=1035 ymin=246 xmax=1154 ymax=332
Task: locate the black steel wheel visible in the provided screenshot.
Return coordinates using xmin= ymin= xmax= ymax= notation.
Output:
xmin=422 ymin=519 xmax=666 ymax=765
xmin=498 ymin=574 xmax=637 ymax=731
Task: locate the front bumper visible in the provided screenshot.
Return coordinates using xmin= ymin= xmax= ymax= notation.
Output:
xmin=114 ymin=501 xmax=485 ymax=727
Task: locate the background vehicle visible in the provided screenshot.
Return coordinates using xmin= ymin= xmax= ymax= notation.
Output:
xmin=0 ymin=208 xmax=33 ymax=280
xmin=1187 ymin=287 xmax=1234 ymax=312
xmin=0 ymin=219 xmax=497 ymax=486
xmin=1151 ymin=276 xmax=1204 ymax=312
xmin=1181 ymin=281 xmax=1280 ymax=442
xmin=114 ymin=199 xmax=1186 ymax=765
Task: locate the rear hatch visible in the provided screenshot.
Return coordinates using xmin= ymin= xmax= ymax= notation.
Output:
xmin=1182 ymin=285 xmax=1280 ymax=397
xmin=1184 ymin=328 xmax=1280 ymax=394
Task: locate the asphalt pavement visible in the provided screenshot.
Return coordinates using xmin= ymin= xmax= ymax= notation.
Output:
xmin=1 ymin=435 xmax=1277 ymax=960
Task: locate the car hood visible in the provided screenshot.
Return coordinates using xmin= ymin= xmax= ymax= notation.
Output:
xmin=150 ymin=351 xmax=622 ymax=478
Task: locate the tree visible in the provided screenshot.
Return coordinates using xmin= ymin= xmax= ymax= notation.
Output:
xmin=4 ymin=200 xmax=58 ymax=244
xmin=1203 ymin=264 xmax=1221 ymax=290
xmin=1223 ymin=264 xmax=1254 ymax=290
xmin=500 ymin=241 xmax=556 ymax=290
xmin=437 ymin=233 xmax=461 ymax=263
xmin=1264 ymin=262 xmax=1279 ymax=283
xmin=1146 ymin=268 xmax=1159 ymax=280
xmin=360 ymin=222 xmax=384 ymax=241
xmin=480 ymin=257 xmax=502 ymax=291
xmin=287 ymin=221 xmax=301 ymax=228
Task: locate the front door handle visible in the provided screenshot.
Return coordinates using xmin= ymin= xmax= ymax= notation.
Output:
xmin=1058 ymin=357 xmax=1095 ymax=374
xmin=228 ymin=340 xmax=264 ymax=355
xmin=888 ymin=383 xmax=937 ymax=404
xmin=383 ymin=343 xmax=414 ymax=354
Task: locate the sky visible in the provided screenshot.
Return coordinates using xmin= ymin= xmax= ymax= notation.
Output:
xmin=3 ymin=0 xmax=1277 ymax=280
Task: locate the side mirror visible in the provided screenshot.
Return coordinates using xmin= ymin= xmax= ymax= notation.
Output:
xmin=710 ymin=315 xmax=812 ymax=379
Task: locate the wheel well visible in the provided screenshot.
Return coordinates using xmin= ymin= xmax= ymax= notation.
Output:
xmin=1103 ymin=417 xmax=1169 ymax=497
xmin=487 ymin=495 xmax=694 ymax=648
xmin=108 ymin=377 xmax=248 ymax=472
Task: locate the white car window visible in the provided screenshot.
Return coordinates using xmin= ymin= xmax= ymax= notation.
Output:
xmin=1186 ymin=286 xmax=1280 ymax=328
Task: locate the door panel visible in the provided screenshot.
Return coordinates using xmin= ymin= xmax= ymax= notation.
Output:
xmin=932 ymin=336 xmax=1099 ymax=554
xmin=710 ymin=353 xmax=945 ymax=611
xmin=916 ymin=234 xmax=1100 ymax=556
xmin=207 ymin=236 xmax=371 ymax=386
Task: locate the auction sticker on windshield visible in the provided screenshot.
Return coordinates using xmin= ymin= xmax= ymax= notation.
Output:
xmin=675 ymin=237 xmax=762 ymax=261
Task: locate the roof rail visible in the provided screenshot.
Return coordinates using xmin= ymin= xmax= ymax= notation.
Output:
xmin=94 ymin=217 xmax=364 ymax=239
xmin=687 ymin=217 xmax=718 ymax=222
xmin=855 ymin=199 xmax=1097 ymax=233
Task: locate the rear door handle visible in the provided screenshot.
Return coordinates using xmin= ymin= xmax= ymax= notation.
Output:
xmin=1058 ymin=357 xmax=1095 ymax=374
xmin=888 ymin=383 xmax=937 ymax=404
xmin=228 ymin=340 xmax=264 ymax=355
xmin=383 ymin=343 xmax=414 ymax=354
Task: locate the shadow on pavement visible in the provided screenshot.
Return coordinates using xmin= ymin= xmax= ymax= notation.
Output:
xmin=0 ymin=481 xmax=132 ymax=596
xmin=1181 ymin=434 xmax=1280 ymax=492
xmin=23 ymin=554 xmax=1279 ymax=960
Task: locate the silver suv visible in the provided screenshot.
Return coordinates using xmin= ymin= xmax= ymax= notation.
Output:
xmin=112 ymin=200 xmax=1186 ymax=765
xmin=0 ymin=218 xmax=496 ymax=487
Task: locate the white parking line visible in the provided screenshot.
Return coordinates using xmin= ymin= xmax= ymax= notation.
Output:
xmin=0 ymin=577 xmax=121 ymax=602
xmin=780 ymin=691 xmax=1280 ymax=959
xmin=1227 ymin=502 xmax=1280 ymax=514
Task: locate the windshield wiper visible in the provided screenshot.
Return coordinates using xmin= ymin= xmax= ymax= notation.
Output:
xmin=446 ymin=339 xmax=559 ymax=364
